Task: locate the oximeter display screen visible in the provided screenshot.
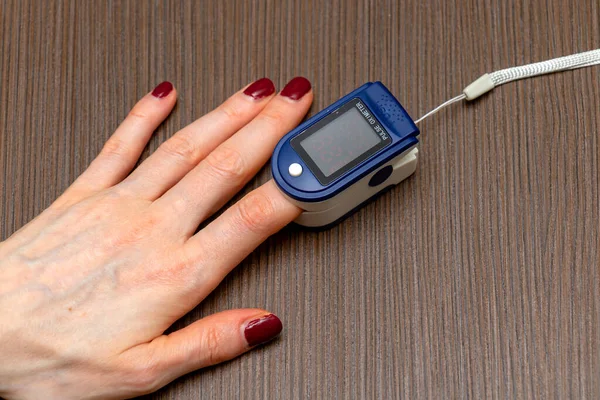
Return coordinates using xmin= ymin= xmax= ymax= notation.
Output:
xmin=291 ymin=98 xmax=391 ymax=185
xmin=299 ymin=108 xmax=381 ymax=177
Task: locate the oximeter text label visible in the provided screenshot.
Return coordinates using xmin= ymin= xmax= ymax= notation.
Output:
xmin=356 ymin=102 xmax=388 ymax=140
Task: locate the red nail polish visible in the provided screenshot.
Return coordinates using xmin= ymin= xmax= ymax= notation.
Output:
xmin=151 ymin=81 xmax=173 ymax=98
xmin=244 ymin=314 xmax=283 ymax=347
xmin=243 ymin=78 xmax=276 ymax=99
xmin=280 ymin=76 xmax=311 ymax=100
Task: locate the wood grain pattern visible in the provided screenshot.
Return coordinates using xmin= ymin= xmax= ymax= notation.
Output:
xmin=1 ymin=0 xmax=599 ymax=398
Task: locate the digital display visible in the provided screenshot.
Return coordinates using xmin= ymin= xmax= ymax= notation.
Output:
xmin=299 ymin=107 xmax=382 ymax=177
xmin=290 ymin=99 xmax=392 ymax=185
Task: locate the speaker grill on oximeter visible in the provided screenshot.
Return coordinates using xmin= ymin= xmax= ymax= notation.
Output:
xmin=272 ymin=81 xmax=419 ymax=228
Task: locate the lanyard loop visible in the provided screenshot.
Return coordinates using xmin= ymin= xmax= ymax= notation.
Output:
xmin=416 ymin=48 xmax=600 ymax=124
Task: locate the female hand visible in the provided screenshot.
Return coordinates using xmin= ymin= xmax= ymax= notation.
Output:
xmin=0 ymin=77 xmax=313 ymax=399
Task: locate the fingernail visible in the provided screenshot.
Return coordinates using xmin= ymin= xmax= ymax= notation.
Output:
xmin=280 ymin=76 xmax=311 ymax=100
xmin=151 ymin=81 xmax=173 ymax=98
xmin=244 ymin=314 xmax=283 ymax=347
xmin=243 ymin=78 xmax=276 ymax=100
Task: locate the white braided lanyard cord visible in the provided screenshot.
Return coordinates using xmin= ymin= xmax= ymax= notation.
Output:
xmin=415 ymin=48 xmax=600 ymax=124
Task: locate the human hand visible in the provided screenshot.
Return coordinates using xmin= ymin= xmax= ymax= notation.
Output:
xmin=0 ymin=77 xmax=313 ymax=399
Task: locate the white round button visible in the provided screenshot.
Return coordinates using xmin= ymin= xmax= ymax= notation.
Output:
xmin=288 ymin=163 xmax=303 ymax=177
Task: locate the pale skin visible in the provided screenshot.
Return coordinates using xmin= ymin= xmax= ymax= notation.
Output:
xmin=0 ymin=78 xmax=313 ymax=399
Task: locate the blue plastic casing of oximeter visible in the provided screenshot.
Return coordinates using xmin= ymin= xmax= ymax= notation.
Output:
xmin=271 ymin=81 xmax=419 ymax=203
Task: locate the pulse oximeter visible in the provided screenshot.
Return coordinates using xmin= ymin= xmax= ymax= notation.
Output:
xmin=272 ymin=82 xmax=419 ymax=228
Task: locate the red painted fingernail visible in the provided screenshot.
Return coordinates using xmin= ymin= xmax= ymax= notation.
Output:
xmin=244 ymin=314 xmax=283 ymax=347
xmin=151 ymin=81 xmax=173 ymax=98
xmin=280 ymin=76 xmax=311 ymax=100
xmin=243 ymin=78 xmax=276 ymax=100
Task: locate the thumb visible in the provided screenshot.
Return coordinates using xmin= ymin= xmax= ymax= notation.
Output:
xmin=119 ymin=309 xmax=283 ymax=395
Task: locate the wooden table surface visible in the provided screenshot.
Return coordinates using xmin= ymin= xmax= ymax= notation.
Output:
xmin=1 ymin=0 xmax=599 ymax=398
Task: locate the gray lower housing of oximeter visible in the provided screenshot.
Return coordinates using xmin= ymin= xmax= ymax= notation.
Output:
xmin=280 ymin=146 xmax=419 ymax=227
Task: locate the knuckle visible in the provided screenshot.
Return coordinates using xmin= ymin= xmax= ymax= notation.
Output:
xmin=127 ymin=106 xmax=149 ymax=121
xmin=219 ymin=102 xmax=242 ymax=120
xmin=236 ymin=191 xmax=277 ymax=234
xmin=201 ymin=326 xmax=224 ymax=366
xmin=109 ymin=214 xmax=160 ymax=248
xmin=159 ymin=254 xmax=195 ymax=282
xmin=259 ymin=108 xmax=286 ymax=127
xmin=101 ymin=136 xmax=130 ymax=159
xmin=106 ymin=184 xmax=134 ymax=200
xmin=169 ymin=197 xmax=189 ymax=216
xmin=205 ymin=146 xmax=246 ymax=183
xmin=159 ymin=133 xmax=200 ymax=165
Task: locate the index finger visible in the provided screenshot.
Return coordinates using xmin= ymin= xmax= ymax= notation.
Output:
xmin=184 ymin=181 xmax=300 ymax=291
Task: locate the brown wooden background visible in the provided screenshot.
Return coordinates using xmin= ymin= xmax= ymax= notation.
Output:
xmin=1 ymin=0 xmax=599 ymax=398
